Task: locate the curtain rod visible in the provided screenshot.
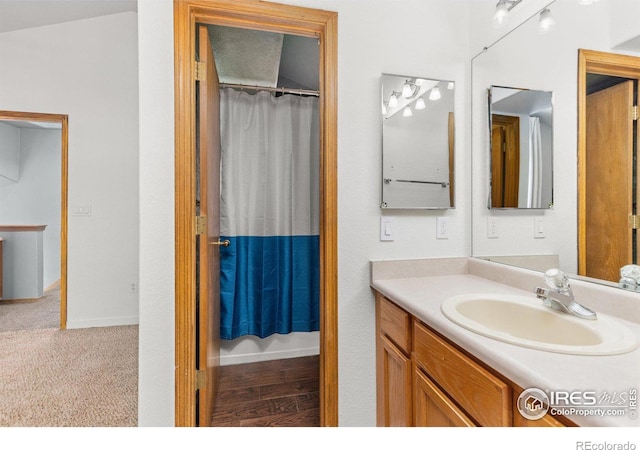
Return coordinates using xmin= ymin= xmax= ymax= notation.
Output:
xmin=219 ymin=82 xmax=320 ymax=97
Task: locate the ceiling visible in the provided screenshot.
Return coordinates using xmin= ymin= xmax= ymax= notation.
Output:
xmin=208 ymin=25 xmax=319 ymax=92
xmin=0 ymin=2 xmax=317 ymax=92
xmin=0 ymin=0 xmax=137 ymax=34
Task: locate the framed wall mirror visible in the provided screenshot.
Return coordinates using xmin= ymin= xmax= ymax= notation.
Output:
xmin=381 ymin=73 xmax=455 ymax=209
xmin=489 ymin=86 xmax=553 ymax=209
xmin=471 ymin=0 xmax=640 ymax=289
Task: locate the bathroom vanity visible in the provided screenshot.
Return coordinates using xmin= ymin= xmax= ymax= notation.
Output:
xmin=371 ymin=257 xmax=640 ymax=427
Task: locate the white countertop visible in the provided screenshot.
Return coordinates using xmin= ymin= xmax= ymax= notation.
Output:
xmin=370 ymin=257 xmax=640 ymax=427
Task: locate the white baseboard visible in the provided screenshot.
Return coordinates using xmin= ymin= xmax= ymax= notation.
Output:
xmin=220 ymin=345 xmax=319 ymax=366
xmin=219 ymin=331 xmax=320 ymax=366
xmin=66 ymin=316 xmax=139 ymax=329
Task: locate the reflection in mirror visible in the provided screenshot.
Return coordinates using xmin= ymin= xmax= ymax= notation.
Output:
xmin=471 ymin=0 xmax=640 ymax=291
xmin=381 ymin=73 xmax=455 ymax=209
xmin=489 ymin=86 xmax=553 ymax=209
xmin=578 ymin=51 xmax=640 ymax=283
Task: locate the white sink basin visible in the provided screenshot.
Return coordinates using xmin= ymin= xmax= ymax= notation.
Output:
xmin=441 ymin=294 xmax=639 ymax=355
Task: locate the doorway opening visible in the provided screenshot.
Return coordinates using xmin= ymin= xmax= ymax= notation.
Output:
xmin=207 ymin=23 xmax=321 ymax=426
xmin=578 ymin=49 xmax=640 ymax=282
xmin=0 ymin=110 xmax=68 ymax=329
xmin=174 ymin=1 xmax=338 ymax=427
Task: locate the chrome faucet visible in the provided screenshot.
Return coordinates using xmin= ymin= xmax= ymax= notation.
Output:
xmin=535 ymin=268 xmax=597 ymax=320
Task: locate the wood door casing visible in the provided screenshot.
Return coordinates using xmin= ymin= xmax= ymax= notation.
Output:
xmin=197 ymin=24 xmax=221 ymax=427
xmin=584 ymin=81 xmax=634 ymax=282
xmin=0 ymin=110 xmax=68 ymax=328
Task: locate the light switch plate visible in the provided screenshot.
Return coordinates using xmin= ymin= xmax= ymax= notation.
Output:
xmin=436 ymin=217 xmax=449 ymax=239
xmin=380 ymin=217 xmax=396 ymax=241
xmin=72 ymin=205 xmax=92 ymax=217
xmin=487 ymin=217 xmax=498 ymax=239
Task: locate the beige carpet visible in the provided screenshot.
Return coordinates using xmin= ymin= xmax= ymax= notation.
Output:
xmin=0 ymin=325 xmax=138 ymax=427
xmin=0 ymin=284 xmax=60 ymax=331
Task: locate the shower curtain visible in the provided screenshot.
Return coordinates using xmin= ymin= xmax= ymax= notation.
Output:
xmin=528 ymin=116 xmax=543 ymax=208
xmin=218 ymin=88 xmax=320 ymax=340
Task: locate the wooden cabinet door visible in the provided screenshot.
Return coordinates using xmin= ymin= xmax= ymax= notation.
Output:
xmin=413 ymin=367 xmax=476 ymax=427
xmin=379 ymin=335 xmax=412 ymax=426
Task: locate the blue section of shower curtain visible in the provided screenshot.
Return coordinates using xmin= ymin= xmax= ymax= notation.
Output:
xmin=219 ymin=235 xmax=320 ymax=340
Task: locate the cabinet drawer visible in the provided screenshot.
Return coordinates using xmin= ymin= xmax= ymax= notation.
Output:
xmin=379 ymin=295 xmax=411 ymax=354
xmin=413 ymin=320 xmax=512 ymax=426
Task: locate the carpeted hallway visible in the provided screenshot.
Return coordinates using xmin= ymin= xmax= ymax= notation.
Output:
xmin=0 ymin=285 xmax=138 ymax=426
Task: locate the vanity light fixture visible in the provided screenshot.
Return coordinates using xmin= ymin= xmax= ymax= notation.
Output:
xmin=415 ymin=97 xmax=426 ymax=110
xmin=403 ymin=106 xmax=413 ymax=117
xmin=538 ymin=8 xmax=555 ymax=34
xmin=388 ymin=92 xmax=399 ymax=108
xmin=493 ymin=0 xmax=523 ymax=27
xmin=447 ymin=81 xmax=455 ymax=90
xmin=402 ymin=80 xmax=419 ymax=99
xmin=429 ymin=86 xmax=442 ymax=101
xmin=382 ymin=101 xmax=388 ymax=115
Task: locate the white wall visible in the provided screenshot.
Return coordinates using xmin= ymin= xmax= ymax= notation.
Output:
xmin=610 ymin=0 xmax=640 ymax=50
xmin=138 ymin=0 xmax=471 ymax=426
xmin=0 ymin=127 xmax=61 ymax=288
xmin=0 ymin=122 xmax=20 ymax=184
xmin=0 ymin=12 xmax=140 ymax=328
xmin=137 ymin=0 xmax=175 ymax=427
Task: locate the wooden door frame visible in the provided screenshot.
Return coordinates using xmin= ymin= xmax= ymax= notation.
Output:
xmin=491 ymin=114 xmax=520 ymax=208
xmin=577 ymin=49 xmax=640 ymax=275
xmin=0 ymin=110 xmax=68 ymax=329
xmin=174 ymin=0 xmax=338 ymax=427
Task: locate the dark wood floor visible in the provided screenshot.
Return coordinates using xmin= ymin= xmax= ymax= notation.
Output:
xmin=211 ymin=355 xmax=320 ymax=426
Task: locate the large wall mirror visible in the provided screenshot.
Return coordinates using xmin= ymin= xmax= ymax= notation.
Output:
xmin=489 ymin=86 xmax=553 ymax=209
xmin=381 ymin=73 xmax=455 ymax=209
xmin=472 ymin=0 xmax=640 ymax=288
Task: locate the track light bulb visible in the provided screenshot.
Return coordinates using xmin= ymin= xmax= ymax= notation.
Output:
xmin=429 ymin=86 xmax=441 ymax=101
xmin=402 ymin=81 xmax=413 ymax=98
xmin=539 ymin=8 xmax=555 ymax=34
xmin=493 ymin=0 xmax=509 ymax=26
xmin=388 ymin=93 xmax=398 ymax=108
